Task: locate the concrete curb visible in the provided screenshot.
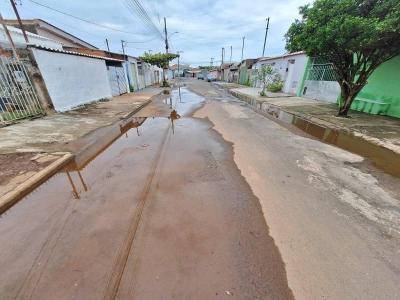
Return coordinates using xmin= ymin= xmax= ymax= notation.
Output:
xmin=0 ymin=153 xmax=74 ymax=215
xmin=120 ymin=99 xmax=152 ymax=120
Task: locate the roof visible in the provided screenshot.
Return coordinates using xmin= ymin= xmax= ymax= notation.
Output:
xmin=239 ymin=58 xmax=257 ymax=65
xmin=221 ymin=63 xmax=233 ymax=69
xmin=229 ymin=63 xmax=240 ymax=70
xmin=63 ymin=46 xmax=127 ymax=61
xmin=257 ymin=51 xmax=306 ymax=62
xmin=0 ymin=25 xmax=63 ymax=49
xmin=2 ymin=19 xmax=97 ymax=49
xmin=28 ymin=45 xmax=124 ymax=62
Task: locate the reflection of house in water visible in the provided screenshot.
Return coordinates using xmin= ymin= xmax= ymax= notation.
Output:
xmin=62 ymin=116 xmax=147 ymax=199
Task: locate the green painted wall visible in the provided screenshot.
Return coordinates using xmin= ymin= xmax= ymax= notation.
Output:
xmin=238 ymin=65 xmax=249 ymax=85
xmin=297 ymin=55 xmax=400 ymax=118
xmin=296 ymin=57 xmax=311 ymax=96
xmin=353 ymin=56 xmax=400 ymax=118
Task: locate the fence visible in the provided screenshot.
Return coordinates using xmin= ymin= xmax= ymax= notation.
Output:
xmin=0 ymin=55 xmax=43 ymax=125
xmin=306 ymin=57 xmax=338 ymax=81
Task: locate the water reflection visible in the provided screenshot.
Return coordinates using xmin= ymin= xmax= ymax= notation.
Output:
xmin=59 ymin=87 xmax=204 ymax=199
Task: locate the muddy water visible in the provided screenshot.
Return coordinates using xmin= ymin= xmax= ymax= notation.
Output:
xmin=0 ymin=88 xmax=293 ymax=299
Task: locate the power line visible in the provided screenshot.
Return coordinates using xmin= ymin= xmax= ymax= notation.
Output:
xmin=123 ymin=0 xmax=163 ymax=39
xmin=27 ymin=0 xmax=146 ymax=36
xmin=125 ymin=37 xmax=159 ymax=43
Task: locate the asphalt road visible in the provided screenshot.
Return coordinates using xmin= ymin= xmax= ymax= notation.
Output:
xmin=0 ymin=80 xmax=399 ymax=299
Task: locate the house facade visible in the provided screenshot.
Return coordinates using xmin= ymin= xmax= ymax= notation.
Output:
xmin=252 ymin=51 xmax=308 ymax=94
xmin=3 ymin=19 xmax=97 ymax=49
xmin=27 ymin=46 xmax=114 ymax=111
xmin=238 ymin=59 xmax=256 ymax=85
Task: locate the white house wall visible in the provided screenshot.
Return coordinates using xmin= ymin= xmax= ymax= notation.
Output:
xmin=302 ymin=80 xmax=340 ymax=103
xmin=253 ymin=53 xmax=308 ymax=94
xmin=31 ymin=48 xmax=112 ymax=112
xmin=283 ymin=55 xmax=307 ymax=94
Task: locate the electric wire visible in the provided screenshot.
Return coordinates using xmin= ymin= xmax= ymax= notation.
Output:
xmin=28 ymin=0 xmax=145 ymax=36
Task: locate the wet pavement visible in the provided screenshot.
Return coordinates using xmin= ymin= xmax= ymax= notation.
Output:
xmin=0 ymin=87 xmax=293 ymax=299
xmin=1 ymin=80 xmax=400 ymax=299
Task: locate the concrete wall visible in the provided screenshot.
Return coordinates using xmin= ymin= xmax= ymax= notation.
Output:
xmin=302 ymin=80 xmax=340 ymax=103
xmin=31 ymin=48 xmax=112 ymax=112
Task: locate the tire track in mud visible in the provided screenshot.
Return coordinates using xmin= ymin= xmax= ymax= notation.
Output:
xmin=102 ymin=122 xmax=172 ymax=300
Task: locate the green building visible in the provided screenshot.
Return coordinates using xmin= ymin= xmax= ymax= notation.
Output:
xmin=298 ymin=55 xmax=400 ymax=118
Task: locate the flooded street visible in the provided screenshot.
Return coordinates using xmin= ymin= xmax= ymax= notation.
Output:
xmin=1 ymin=80 xmax=400 ymax=299
xmin=0 ymin=85 xmax=292 ymax=299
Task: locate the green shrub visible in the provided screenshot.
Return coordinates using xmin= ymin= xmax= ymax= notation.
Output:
xmin=267 ymin=80 xmax=283 ymax=92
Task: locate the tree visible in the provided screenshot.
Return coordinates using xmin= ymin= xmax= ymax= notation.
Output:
xmin=140 ymin=52 xmax=179 ymax=87
xmin=285 ymin=0 xmax=400 ymax=116
xmin=256 ymin=65 xmax=281 ymax=96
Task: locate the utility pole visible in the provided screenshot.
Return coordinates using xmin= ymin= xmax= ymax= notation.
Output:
xmin=221 ymin=47 xmax=225 ymax=81
xmin=230 ymin=45 xmax=232 ymax=63
xmin=105 ymin=38 xmax=110 ymax=52
xmin=176 ymin=51 xmax=183 ymax=102
xmin=241 ymin=36 xmax=245 ymax=61
xmin=210 ymin=57 xmax=214 ymax=67
xmin=164 ymin=17 xmax=169 ymax=54
xmin=0 ymin=12 xmax=18 ymax=59
xmin=9 ymin=0 xmax=29 ymax=43
xmin=262 ymin=17 xmax=270 ymax=57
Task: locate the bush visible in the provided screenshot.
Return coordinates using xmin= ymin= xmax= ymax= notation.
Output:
xmin=267 ymin=81 xmax=283 ymax=92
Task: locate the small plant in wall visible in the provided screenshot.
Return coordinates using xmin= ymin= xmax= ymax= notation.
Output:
xmin=256 ymin=65 xmax=282 ymax=96
xmin=267 ymin=75 xmax=284 ymax=92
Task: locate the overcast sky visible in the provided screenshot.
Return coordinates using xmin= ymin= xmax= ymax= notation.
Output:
xmin=0 ymin=0 xmax=306 ymax=66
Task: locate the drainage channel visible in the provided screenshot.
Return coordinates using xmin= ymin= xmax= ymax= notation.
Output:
xmin=232 ymin=92 xmax=400 ymax=178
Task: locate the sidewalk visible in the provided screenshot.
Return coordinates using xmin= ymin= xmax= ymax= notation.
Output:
xmin=0 ymin=87 xmax=164 ymax=207
xmin=215 ymin=82 xmax=400 ymax=156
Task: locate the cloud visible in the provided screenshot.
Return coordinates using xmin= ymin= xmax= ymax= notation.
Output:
xmin=0 ymin=0 xmax=306 ymax=65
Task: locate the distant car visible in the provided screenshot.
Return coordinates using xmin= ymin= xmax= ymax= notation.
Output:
xmin=197 ymin=74 xmax=205 ymax=80
xmin=206 ymin=74 xmax=217 ymax=82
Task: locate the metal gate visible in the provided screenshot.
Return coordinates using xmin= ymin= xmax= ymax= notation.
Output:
xmin=0 ymin=55 xmax=43 ymax=125
xmin=107 ymin=65 xmax=127 ymax=96
xmin=306 ymin=57 xmax=338 ymax=81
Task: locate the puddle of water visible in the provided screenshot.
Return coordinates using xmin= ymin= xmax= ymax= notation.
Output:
xmin=254 ymin=103 xmax=400 ymax=177
xmin=0 ymin=88 xmax=205 ymax=214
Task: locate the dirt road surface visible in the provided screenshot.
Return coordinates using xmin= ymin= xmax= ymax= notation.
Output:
xmin=0 ymin=80 xmax=399 ymax=299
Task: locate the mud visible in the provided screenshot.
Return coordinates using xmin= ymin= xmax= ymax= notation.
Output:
xmin=0 ymin=87 xmax=293 ymax=299
xmin=0 ymin=153 xmax=55 ymax=185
